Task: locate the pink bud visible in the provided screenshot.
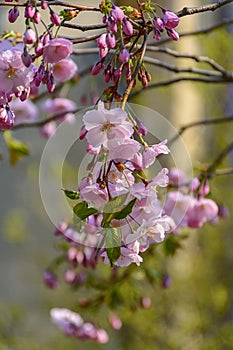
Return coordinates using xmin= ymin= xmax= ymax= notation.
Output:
xmin=35 ymin=42 xmax=43 ymax=56
xmin=218 ymin=205 xmax=229 ymax=219
xmin=33 ymin=10 xmax=41 ymax=24
xmin=107 ymin=17 xmax=118 ymax=33
xmin=189 ymin=177 xmax=200 ymax=191
xmin=122 ymin=18 xmax=133 ymax=36
xmin=41 ymin=0 xmax=48 ymax=10
xmin=25 ymin=3 xmax=36 ymax=18
xmin=154 ymin=29 xmax=161 ymax=41
xmin=200 ymin=180 xmax=210 ymax=196
xmin=111 ymin=5 xmax=124 ymax=22
xmin=95 ymin=329 xmax=109 ymax=344
xmin=104 ymin=65 xmax=112 ymax=83
xmin=23 ymin=28 xmax=37 ymax=44
xmin=79 ymin=125 xmax=87 ymax=140
xmin=108 ymin=313 xmax=122 ymax=330
xmin=99 ymin=47 xmax=108 ymax=59
xmin=162 ymin=10 xmax=179 ymax=29
xmin=97 ymin=33 xmax=107 ymax=49
xmin=40 ymin=121 xmax=56 ymax=138
xmin=91 ymin=61 xmax=104 ymax=76
xmin=8 ymin=7 xmax=19 ymax=23
xmin=21 ymin=52 xmax=32 ymax=67
xmin=166 ymin=29 xmax=179 ymax=41
xmin=0 ymin=107 xmax=15 ymax=130
xmin=43 ymin=270 xmax=58 ymax=289
xmin=140 ymin=297 xmax=151 ymax=309
xmin=106 ymin=33 xmax=116 ymax=49
xmin=47 ymin=75 xmax=55 ymax=93
xmin=154 ymin=17 xmax=164 ymax=31
xmin=119 ymin=47 xmax=130 ymax=63
xmin=50 ymin=10 xmax=61 ymax=26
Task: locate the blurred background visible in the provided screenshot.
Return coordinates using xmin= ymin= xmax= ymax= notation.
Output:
xmin=0 ymin=1 xmax=233 ymax=349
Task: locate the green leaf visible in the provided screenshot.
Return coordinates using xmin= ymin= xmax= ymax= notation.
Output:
xmin=62 ymin=189 xmax=79 ymax=200
xmin=115 ymin=198 xmax=136 ymax=220
xmin=105 ymin=228 xmax=121 ymax=267
xmin=3 ymin=131 xmax=29 ymax=165
xmin=163 ymin=235 xmax=182 ymax=256
xmin=73 ymin=201 xmax=98 ymax=221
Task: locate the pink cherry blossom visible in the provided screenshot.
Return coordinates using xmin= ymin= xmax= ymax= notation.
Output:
xmin=132 ymin=140 xmax=169 ymax=170
xmin=10 ymin=99 xmax=38 ymax=124
xmin=0 ymin=41 xmax=34 ymax=99
xmin=108 ymin=138 xmax=141 ymax=161
xmin=43 ymin=38 xmax=72 ymax=63
xmin=169 ymin=168 xmax=189 ymax=186
xmin=41 ymin=97 xmax=77 ymax=122
xmin=187 ymin=197 xmax=218 ymax=228
xmin=83 ymin=101 xmax=134 ymax=149
xmin=53 ymin=58 xmax=77 ymax=82
xmin=50 ymin=308 xmax=84 ymax=335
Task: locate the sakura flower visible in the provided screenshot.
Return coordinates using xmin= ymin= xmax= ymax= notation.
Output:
xmin=0 ymin=41 xmax=34 ymax=99
xmin=108 ymin=138 xmax=140 ymax=161
xmin=163 ymin=191 xmax=192 ymax=229
xmin=50 ymin=308 xmax=84 ymax=336
xmin=43 ymin=38 xmax=72 ymax=64
xmin=10 ymin=99 xmax=38 ymax=124
xmin=83 ymin=101 xmax=134 ymax=149
xmin=132 ymin=140 xmax=169 ymax=170
xmin=41 ymin=97 xmax=77 ymax=122
xmin=52 ymin=58 xmax=77 ymax=82
xmin=0 ymin=106 xmax=15 ymax=130
xmin=187 ymin=197 xmax=218 ymax=228
xmin=102 ymin=240 xmax=143 ymax=267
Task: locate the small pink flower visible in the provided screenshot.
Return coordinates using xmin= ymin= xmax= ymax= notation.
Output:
xmin=10 ymin=99 xmax=38 ymax=124
xmin=169 ymin=168 xmax=188 ymax=186
xmin=43 ymin=38 xmax=72 ymax=63
xmin=167 ymin=29 xmax=179 ymax=41
xmin=42 ymin=97 xmax=77 ymax=122
xmin=40 ymin=121 xmax=56 ymax=138
xmin=8 ymin=7 xmax=19 ymax=23
xmin=83 ymin=101 xmax=134 ymax=149
xmin=23 ymin=28 xmax=37 ymax=44
xmin=162 ymin=10 xmax=180 ymax=29
xmin=187 ymin=198 xmax=218 ymax=228
xmin=108 ymin=138 xmax=141 ymax=161
xmin=122 ymin=18 xmax=133 ymax=36
xmin=119 ymin=47 xmax=130 ymax=63
xmin=50 ymin=308 xmax=84 ymax=335
xmin=53 ymin=58 xmax=77 ymax=82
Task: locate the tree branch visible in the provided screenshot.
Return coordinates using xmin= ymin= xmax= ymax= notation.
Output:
xmin=207 ymin=140 xmax=233 ymax=174
xmin=177 ymin=0 xmax=233 ymax=17
xmin=0 ymin=1 xmax=100 ymax=11
xmin=61 ymin=23 xmax=106 ymax=32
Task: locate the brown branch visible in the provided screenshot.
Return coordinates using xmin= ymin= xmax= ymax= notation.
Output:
xmin=177 ymin=0 xmax=233 ymax=18
xmin=121 ymin=32 xmax=148 ymax=110
xmin=145 ymin=47 xmax=231 ymax=77
xmin=0 ymin=1 xmax=100 ymax=11
xmin=168 ymin=115 xmax=233 ymax=144
xmin=12 ymin=108 xmax=82 ymax=130
xmin=207 ymin=140 xmax=233 ymax=174
xmin=61 ymin=22 xmax=106 ymax=32
xmin=130 ymin=76 xmax=230 ymax=99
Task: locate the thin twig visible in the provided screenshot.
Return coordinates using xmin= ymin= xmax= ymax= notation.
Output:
xmin=0 ymin=1 xmax=100 ymax=11
xmin=61 ymin=23 xmax=106 ymax=32
xmin=130 ymin=76 xmax=230 ymax=98
xmin=176 ymin=0 xmax=233 ymax=18
xmin=12 ymin=108 xmax=82 ymax=130
xmin=168 ymin=115 xmax=233 ymax=144
xmin=145 ymin=47 xmax=231 ymax=77
xmin=207 ymin=140 xmax=233 ymax=174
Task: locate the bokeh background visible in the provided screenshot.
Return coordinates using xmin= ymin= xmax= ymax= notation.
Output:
xmin=0 ymin=1 xmax=233 ymax=349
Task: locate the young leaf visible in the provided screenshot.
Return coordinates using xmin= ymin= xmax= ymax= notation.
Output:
xmin=62 ymin=189 xmax=79 ymax=200
xmin=115 ymin=198 xmax=136 ymax=220
xmin=73 ymin=201 xmax=98 ymax=221
xmin=3 ymin=131 xmax=29 ymax=165
xmin=105 ymin=228 xmax=121 ymax=267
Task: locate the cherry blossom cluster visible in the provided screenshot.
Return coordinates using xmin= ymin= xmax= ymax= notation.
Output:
xmin=0 ymin=1 xmax=77 ymax=130
xmin=50 ymin=308 xmax=108 ymax=343
xmin=164 ymin=168 xmax=227 ymax=231
xmin=92 ymin=2 xmax=180 ymax=93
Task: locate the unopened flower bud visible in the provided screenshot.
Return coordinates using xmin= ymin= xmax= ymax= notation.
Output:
xmin=161 ymin=274 xmax=172 ymax=289
xmin=47 ymin=74 xmax=55 ymax=93
xmin=162 ymin=10 xmax=179 ymax=29
xmin=97 ymin=33 xmax=107 ymax=49
xmin=35 ymin=41 xmax=43 ymax=56
xmin=154 ymin=17 xmax=164 ymax=31
xmin=33 ymin=10 xmax=41 ymax=24
xmin=79 ymin=125 xmax=87 ymax=140
xmin=25 ymin=3 xmax=36 ymax=18
xmin=154 ymin=29 xmax=161 ymax=41
xmin=108 ymin=313 xmax=122 ymax=330
xmin=106 ymin=33 xmax=116 ymax=49
xmin=167 ymin=29 xmax=179 ymax=41
xmin=23 ymin=28 xmax=36 ymax=44
xmin=50 ymin=9 xmax=61 ymax=26
xmin=111 ymin=5 xmax=124 ymax=23
xmin=41 ymin=0 xmax=48 ymax=10
xmin=43 ymin=270 xmax=58 ymax=289
xmin=107 ymin=17 xmax=118 ymax=33
xmin=122 ymin=18 xmax=133 ymax=36
xmin=8 ymin=7 xmax=19 ymax=23
xmin=21 ymin=51 xmax=32 ymax=67
xmin=104 ymin=65 xmax=112 ymax=83
xmin=99 ymin=47 xmax=108 ymax=59
xmin=91 ymin=61 xmax=104 ymax=76
xmin=140 ymin=296 xmax=151 ymax=309
xmin=119 ymin=47 xmax=130 ymax=63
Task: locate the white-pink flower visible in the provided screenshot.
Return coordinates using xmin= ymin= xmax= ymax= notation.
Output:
xmin=43 ymin=38 xmax=72 ymax=63
xmin=83 ymin=102 xmax=134 ymax=149
xmin=10 ymin=99 xmax=38 ymax=124
xmin=50 ymin=308 xmax=84 ymax=336
xmin=0 ymin=41 xmax=34 ymax=99
xmin=108 ymin=138 xmax=140 ymax=161
xmin=53 ymin=58 xmax=77 ymax=82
